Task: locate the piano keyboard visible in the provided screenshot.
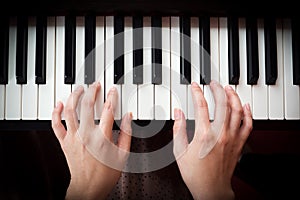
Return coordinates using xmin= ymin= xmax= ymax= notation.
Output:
xmin=0 ymin=16 xmax=299 ymax=121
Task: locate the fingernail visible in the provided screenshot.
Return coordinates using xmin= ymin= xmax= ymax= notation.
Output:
xmin=245 ymin=103 xmax=251 ymax=111
xmin=192 ymin=82 xmax=198 ymax=88
xmin=129 ymin=112 xmax=133 ymax=120
xmin=110 ymin=86 xmax=116 ymax=92
xmin=210 ymin=80 xmax=218 ymax=86
xmin=174 ymin=109 xmax=181 ymax=120
xmin=75 ymin=85 xmax=83 ymax=91
xmin=226 ymin=85 xmax=233 ymax=91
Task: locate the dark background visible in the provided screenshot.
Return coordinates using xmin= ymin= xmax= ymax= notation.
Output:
xmin=0 ymin=120 xmax=300 ymax=200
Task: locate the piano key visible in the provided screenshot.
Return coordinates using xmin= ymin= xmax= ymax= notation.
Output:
xmin=95 ymin=16 xmax=105 ymax=120
xmin=0 ymin=85 xmax=4 ymax=119
xmin=283 ymin=19 xmax=300 ymax=119
xmin=22 ymin=17 xmax=37 ymax=119
xmin=252 ymin=19 xmax=268 ymax=119
xmin=171 ymin=16 xmax=187 ymax=119
xmin=268 ymin=19 xmax=284 ymax=119
xmin=133 ymin=16 xmax=143 ymax=84
xmin=64 ymin=15 xmax=76 ymax=84
xmin=114 ymin=15 xmax=125 ymax=84
xmin=236 ymin=18 xmax=252 ymax=107
xmin=228 ymin=16 xmax=240 ymax=85
xmin=85 ymin=15 xmax=96 ymax=84
xmin=219 ymin=17 xmax=229 ymax=87
xmin=122 ymin=17 xmax=138 ymax=119
xmin=106 ymin=16 xmax=121 ymax=120
xmin=35 ymin=16 xmax=47 ymax=84
xmin=188 ymin=17 xmax=201 ymax=120
xmin=246 ymin=18 xmax=259 ymax=85
xmin=207 ymin=17 xmax=219 ymax=120
xmin=6 ymin=17 xmax=21 ymax=119
xmin=138 ymin=16 xmax=154 ymax=119
xmin=55 ymin=16 xmax=71 ymax=109
xmin=72 ymin=16 xmax=86 ymax=119
xmin=38 ymin=17 xmax=55 ymax=120
xmin=0 ymin=17 xmax=9 ymax=85
xmin=199 ymin=16 xmax=211 ymax=85
xmin=151 ymin=16 xmax=162 ymax=85
xmin=155 ymin=16 xmax=170 ymax=120
xmin=264 ymin=18 xmax=278 ymax=85
xmin=180 ymin=16 xmax=191 ymax=84
xmin=292 ymin=19 xmax=300 ymax=85
xmin=16 ymin=16 xmax=28 ymax=84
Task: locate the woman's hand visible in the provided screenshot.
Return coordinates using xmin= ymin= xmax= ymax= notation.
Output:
xmin=51 ymin=82 xmax=132 ymax=200
xmin=173 ymin=81 xmax=253 ymax=200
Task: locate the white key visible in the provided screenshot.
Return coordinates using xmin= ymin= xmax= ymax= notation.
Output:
xmin=6 ymin=18 xmax=21 ymax=120
xmin=71 ymin=16 xmax=86 ymax=119
xmin=0 ymin=85 xmax=4 ymax=119
xmin=188 ymin=17 xmax=201 ymax=120
xmin=171 ymin=16 xmax=187 ymax=119
xmin=155 ymin=17 xmax=171 ymax=120
xmin=73 ymin=16 xmax=86 ymax=91
xmin=206 ymin=17 xmax=219 ymax=120
xmin=236 ymin=18 xmax=252 ymax=107
xmin=38 ymin=17 xmax=55 ymax=120
xmin=22 ymin=17 xmax=38 ymax=119
xmin=283 ymin=19 xmax=300 ymax=119
xmin=138 ymin=17 xmax=154 ymax=120
xmin=219 ymin=17 xmax=229 ymax=87
xmin=268 ymin=19 xmax=284 ymax=119
xmin=252 ymin=19 xmax=268 ymax=119
xmin=122 ymin=17 xmax=138 ymax=119
xmin=55 ymin=16 xmax=71 ymax=113
xmin=95 ymin=16 xmax=105 ymax=120
xmin=105 ymin=16 xmax=121 ymax=120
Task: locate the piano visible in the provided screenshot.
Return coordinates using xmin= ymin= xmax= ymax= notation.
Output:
xmin=0 ymin=0 xmax=300 ymax=199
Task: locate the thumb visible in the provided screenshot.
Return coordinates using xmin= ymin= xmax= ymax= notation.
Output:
xmin=173 ymin=108 xmax=188 ymax=159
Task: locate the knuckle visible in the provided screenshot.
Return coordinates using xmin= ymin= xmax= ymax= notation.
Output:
xmin=196 ymin=98 xmax=208 ymax=108
xmin=81 ymin=95 xmax=95 ymax=108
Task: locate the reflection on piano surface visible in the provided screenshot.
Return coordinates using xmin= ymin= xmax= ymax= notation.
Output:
xmin=0 ymin=0 xmax=299 ymax=199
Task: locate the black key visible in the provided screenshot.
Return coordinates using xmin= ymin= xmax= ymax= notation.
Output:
xmin=114 ymin=16 xmax=124 ymax=84
xmin=0 ymin=17 xmax=9 ymax=84
xmin=292 ymin=18 xmax=300 ymax=85
xmin=16 ymin=16 xmax=28 ymax=84
xmin=133 ymin=16 xmax=143 ymax=84
xmin=264 ymin=18 xmax=277 ymax=85
xmin=180 ymin=16 xmax=191 ymax=85
xmin=35 ymin=16 xmax=47 ymax=84
xmin=246 ymin=18 xmax=259 ymax=85
xmin=64 ymin=16 xmax=76 ymax=84
xmin=228 ymin=16 xmax=240 ymax=85
xmin=85 ymin=15 xmax=96 ymax=84
xmin=151 ymin=16 xmax=162 ymax=85
xmin=199 ymin=16 xmax=211 ymax=85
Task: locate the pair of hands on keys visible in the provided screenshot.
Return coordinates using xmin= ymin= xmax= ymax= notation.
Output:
xmin=51 ymin=80 xmax=253 ymax=200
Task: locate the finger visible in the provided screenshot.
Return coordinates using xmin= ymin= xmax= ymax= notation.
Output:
xmin=173 ymin=108 xmax=188 ymax=159
xmin=99 ymin=87 xmax=118 ymax=141
xmin=118 ymin=112 xmax=133 ymax=151
xmin=51 ymin=102 xmax=67 ymax=142
xmin=225 ymin=85 xmax=243 ymax=133
xmin=239 ymin=103 xmax=253 ymax=142
xmin=210 ymin=80 xmax=230 ymax=127
xmin=64 ymin=86 xmax=84 ymax=133
xmin=80 ymin=82 xmax=100 ymax=129
xmin=191 ymin=82 xmax=210 ymax=133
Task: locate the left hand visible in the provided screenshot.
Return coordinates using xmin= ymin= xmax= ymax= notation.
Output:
xmin=51 ymin=82 xmax=132 ymax=200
